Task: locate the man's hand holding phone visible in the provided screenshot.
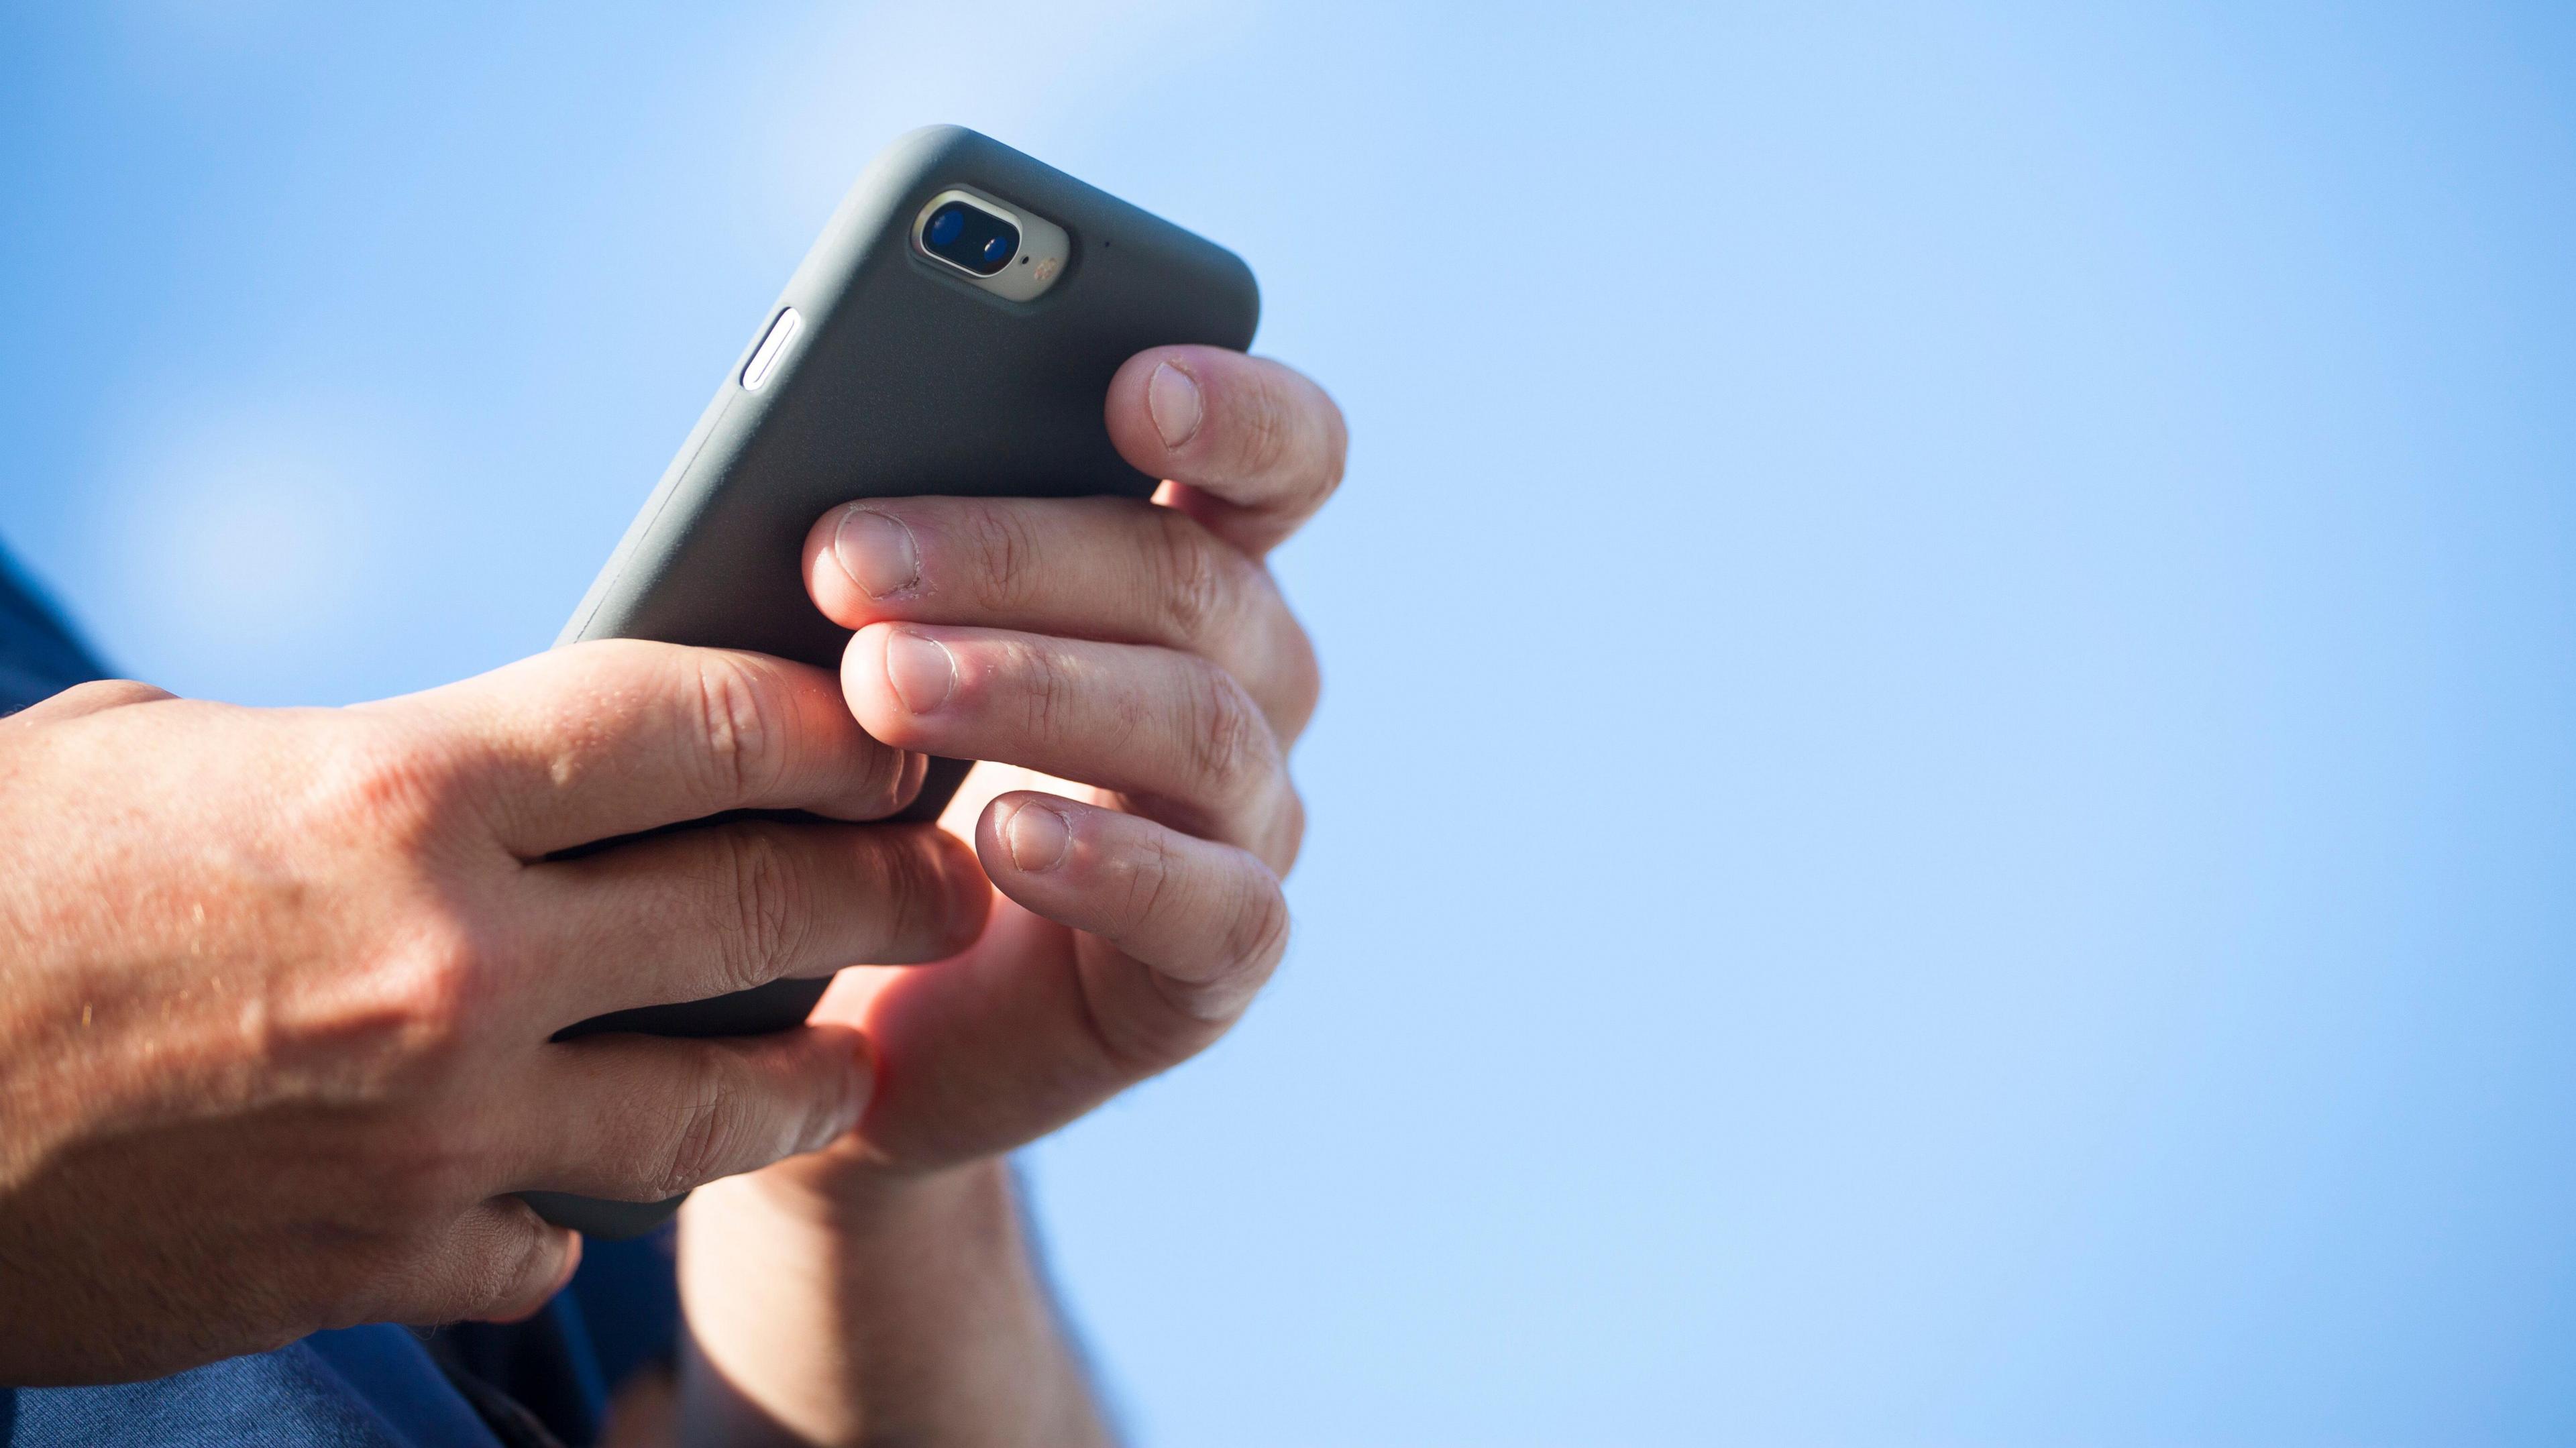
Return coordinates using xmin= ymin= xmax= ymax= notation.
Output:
xmin=677 ymin=345 xmax=1345 ymax=1446
xmin=0 ymin=641 xmax=991 ymax=1384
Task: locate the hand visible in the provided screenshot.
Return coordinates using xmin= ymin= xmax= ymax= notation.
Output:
xmin=674 ymin=347 xmax=1342 ymax=1447
xmin=0 ymin=643 xmax=987 ymax=1385
xmin=802 ymin=343 xmax=1340 ymax=1184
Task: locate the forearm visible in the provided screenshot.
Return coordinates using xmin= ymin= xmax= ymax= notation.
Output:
xmin=676 ymin=1159 xmax=1112 ymax=1448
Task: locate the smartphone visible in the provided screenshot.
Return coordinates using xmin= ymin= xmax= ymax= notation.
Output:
xmin=521 ymin=126 xmax=1258 ymax=1237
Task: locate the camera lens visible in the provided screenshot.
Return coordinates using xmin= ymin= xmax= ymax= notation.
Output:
xmin=919 ymin=199 xmax=1021 ymax=277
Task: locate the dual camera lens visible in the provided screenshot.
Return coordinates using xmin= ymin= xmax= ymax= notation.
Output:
xmin=921 ymin=200 xmax=1020 ymax=276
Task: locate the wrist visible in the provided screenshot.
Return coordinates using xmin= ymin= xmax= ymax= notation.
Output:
xmin=680 ymin=1154 xmax=1098 ymax=1448
xmin=731 ymin=1148 xmax=1015 ymax=1241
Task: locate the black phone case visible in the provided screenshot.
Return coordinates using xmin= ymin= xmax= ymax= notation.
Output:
xmin=522 ymin=127 xmax=1258 ymax=1237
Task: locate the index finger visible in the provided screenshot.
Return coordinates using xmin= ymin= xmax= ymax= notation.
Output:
xmin=1104 ymin=346 xmax=1346 ymax=558
xmin=410 ymin=639 xmax=926 ymax=856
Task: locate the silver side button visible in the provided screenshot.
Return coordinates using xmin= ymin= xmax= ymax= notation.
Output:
xmin=741 ymin=308 xmax=803 ymax=392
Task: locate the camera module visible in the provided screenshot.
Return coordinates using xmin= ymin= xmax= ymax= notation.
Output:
xmin=918 ymin=199 xmax=1021 ymax=277
xmin=910 ymin=188 xmax=1069 ymax=302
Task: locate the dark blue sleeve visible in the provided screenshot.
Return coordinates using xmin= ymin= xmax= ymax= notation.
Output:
xmin=5 ymin=1328 xmax=498 ymax=1448
xmin=0 ymin=542 xmax=105 ymax=712
xmin=563 ymin=1229 xmax=684 ymax=1395
xmin=3 ymin=1235 xmax=682 ymax=1448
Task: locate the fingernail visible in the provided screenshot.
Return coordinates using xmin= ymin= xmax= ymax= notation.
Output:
xmin=1146 ymin=361 xmax=1203 ymax=449
xmin=832 ymin=507 xmax=922 ymax=599
xmin=883 ymin=629 xmax=956 ymax=714
xmin=1002 ymin=801 xmax=1073 ymax=873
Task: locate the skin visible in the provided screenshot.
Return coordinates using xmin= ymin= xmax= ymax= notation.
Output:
xmin=0 ymin=343 xmax=1344 ymax=1446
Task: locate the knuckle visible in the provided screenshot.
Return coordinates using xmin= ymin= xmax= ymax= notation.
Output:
xmin=472 ymin=1217 xmax=555 ymax=1315
xmin=1116 ymin=830 xmax=1185 ymax=942
xmin=1098 ymin=836 xmax=1288 ymax=1038
xmin=1148 ymin=508 xmax=1238 ymax=645
xmin=231 ymin=723 xmax=519 ymax=1096
xmin=386 ymin=922 xmax=497 ymax=1050
xmin=1220 ymin=877 xmax=1293 ymax=985
xmin=299 ymin=917 xmax=500 ymax=1097
xmin=47 ymin=677 xmax=174 ymax=712
xmin=1018 ymin=640 xmax=1077 ymax=741
xmin=1185 ymin=667 xmax=1275 ymax=804
xmin=690 ymin=652 xmax=784 ymax=802
xmin=715 ymin=827 xmax=805 ymax=992
xmin=1140 ymin=865 xmax=1286 ymax=1030
xmin=300 ymin=724 xmax=464 ymax=849
xmin=655 ymin=1062 xmax=746 ymax=1194
xmin=1228 ymin=368 xmax=1344 ymax=502
xmin=963 ymin=502 xmax=1046 ymax=612
xmin=1232 ymin=376 xmax=1301 ymax=479
xmin=865 ymin=830 xmax=945 ymax=948
xmin=416 ymin=1206 xmax=550 ymax=1323
xmin=1078 ymin=856 xmax=1272 ymax=1070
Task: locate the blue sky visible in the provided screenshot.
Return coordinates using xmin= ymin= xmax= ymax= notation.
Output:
xmin=5 ymin=2 xmax=2575 ymax=1443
